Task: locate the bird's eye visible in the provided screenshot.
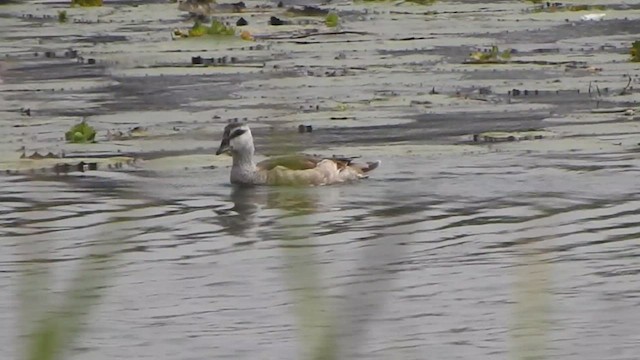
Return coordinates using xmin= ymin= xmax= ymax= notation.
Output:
xmin=230 ymin=129 xmax=247 ymax=139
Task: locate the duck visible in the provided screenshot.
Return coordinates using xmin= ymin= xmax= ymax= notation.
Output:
xmin=215 ymin=123 xmax=381 ymax=186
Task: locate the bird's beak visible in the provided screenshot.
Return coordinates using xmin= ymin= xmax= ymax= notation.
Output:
xmin=216 ymin=137 xmax=230 ymax=155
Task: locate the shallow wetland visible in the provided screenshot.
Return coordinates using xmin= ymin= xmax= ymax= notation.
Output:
xmin=1 ymin=0 xmax=640 ymax=359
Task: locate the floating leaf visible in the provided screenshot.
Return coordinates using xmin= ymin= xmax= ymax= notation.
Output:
xmin=325 ymin=13 xmax=339 ymax=28
xmin=70 ymin=0 xmax=103 ymax=7
xmin=65 ymin=120 xmax=96 ymax=143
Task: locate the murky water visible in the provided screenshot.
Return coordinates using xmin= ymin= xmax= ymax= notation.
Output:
xmin=2 ymin=0 xmax=640 ymax=359
xmin=2 ymin=148 xmax=640 ymax=360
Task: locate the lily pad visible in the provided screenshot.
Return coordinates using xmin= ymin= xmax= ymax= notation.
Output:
xmin=65 ymin=120 xmax=96 ymax=144
xmin=325 ymin=13 xmax=339 ymax=28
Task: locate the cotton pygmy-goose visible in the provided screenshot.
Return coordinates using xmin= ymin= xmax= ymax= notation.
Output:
xmin=215 ymin=123 xmax=381 ymax=186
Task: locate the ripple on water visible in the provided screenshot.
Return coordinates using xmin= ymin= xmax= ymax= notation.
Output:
xmin=1 ymin=148 xmax=640 ymax=360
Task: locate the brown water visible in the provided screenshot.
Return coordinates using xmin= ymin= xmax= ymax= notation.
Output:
xmin=2 ymin=0 xmax=640 ymax=359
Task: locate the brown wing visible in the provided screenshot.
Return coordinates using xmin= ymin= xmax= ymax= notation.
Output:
xmin=256 ymin=154 xmax=323 ymax=171
xmin=257 ymin=153 xmax=362 ymax=171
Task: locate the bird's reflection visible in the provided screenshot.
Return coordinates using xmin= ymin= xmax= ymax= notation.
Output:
xmin=218 ymin=186 xmax=261 ymax=237
xmin=220 ymin=185 xmax=323 ymax=237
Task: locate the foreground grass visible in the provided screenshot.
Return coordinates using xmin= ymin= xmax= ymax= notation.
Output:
xmin=19 ymin=213 xmax=120 ymax=360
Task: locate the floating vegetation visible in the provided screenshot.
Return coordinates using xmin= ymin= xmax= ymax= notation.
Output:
xmin=65 ymin=120 xmax=96 ymax=143
xmin=357 ymin=0 xmax=436 ymax=4
xmin=207 ymin=19 xmax=235 ymax=35
xmin=468 ymin=45 xmax=512 ymax=64
xmin=57 ymin=10 xmax=68 ymax=23
xmin=188 ymin=19 xmax=236 ymax=37
xmin=188 ymin=20 xmax=208 ymax=37
xmin=285 ymin=5 xmax=329 ymax=17
xmin=404 ymin=0 xmax=437 ymax=5
xmin=71 ymin=0 xmax=103 ymax=7
xmin=174 ymin=18 xmax=237 ymax=38
xmin=325 ymin=13 xmax=339 ymax=28
xmin=240 ymin=30 xmax=253 ymax=41
xmin=472 ymin=130 xmax=550 ymax=143
xmin=631 ymin=41 xmax=640 ymax=62
xmin=529 ymin=2 xmax=606 ymax=13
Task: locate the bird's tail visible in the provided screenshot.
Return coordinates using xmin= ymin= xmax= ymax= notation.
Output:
xmin=352 ymin=160 xmax=381 ymax=174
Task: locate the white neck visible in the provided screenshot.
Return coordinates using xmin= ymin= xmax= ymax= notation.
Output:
xmin=227 ymin=130 xmax=262 ymax=184
xmin=231 ymin=144 xmax=256 ymax=170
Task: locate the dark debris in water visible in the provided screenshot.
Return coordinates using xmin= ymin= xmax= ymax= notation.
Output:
xmin=269 ymin=16 xmax=287 ymax=26
xmin=285 ymin=5 xmax=329 ymax=17
xmin=298 ymin=124 xmax=313 ymax=133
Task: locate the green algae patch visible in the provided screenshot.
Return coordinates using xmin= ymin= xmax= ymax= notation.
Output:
xmin=357 ymin=0 xmax=436 ymax=4
xmin=631 ymin=41 xmax=640 ymax=62
xmin=71 ymin=0 xmax=103 ymax=7
xmin=468 ymin=45 xmax=512 ymax=64
xmin=177 ymin=19 xmax=236 ymax=38
xmin=65 ymin=120 xmax=96 ymax=144
xmin=57 ymin=10 xmax=68 ymax=23
xmin=188 ymin=20 xmax=208 ymax=37
xmin=325 ymin=13 xmax=339 ymax=28
xmin=405 ymin=0 xmax=437 ymax=5
xmin=529 ymin=3 xmax=606 ymax=13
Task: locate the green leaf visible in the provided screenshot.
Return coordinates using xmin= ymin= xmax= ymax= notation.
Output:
xmin=65 ymin=120 xmax=96 ymax=143
xmin=325 ymin=13 xmax=339 ymax=28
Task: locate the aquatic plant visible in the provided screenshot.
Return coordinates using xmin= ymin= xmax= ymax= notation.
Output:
xmin=57 ymin=10 xmax=67 ymax=23
xmin=468 ymin=45 xmax=512 ymax=63
xmin=71 ymin=0 xmax=103 ymax=7
xmin=404 ymin=0 xmax=437 ymax=5
xmin=325 ymin=12 xmax=339 ymax=28
xmin=188 ymin=19 xmax=235 ymax=37
xmin=569 ymin=4 xmax=606 ymax=11
xmin=630 ymin=41 xmax=640 ymax=62
xmin=188 ymin=20 xmax=207 ymax=37
xmin=207 ymin=19 xmax=235 ymax=35
xmin=65 ymin=120 xmax=96 ymax=143
xmin=529 ymin=2 xmax=606 ymax=13
xmin=358 ymin=0 xmax=436 ymax=4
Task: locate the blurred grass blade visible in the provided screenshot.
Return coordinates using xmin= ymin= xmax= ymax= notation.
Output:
xmin=278 ymin=188 xmax=338 ymax=360
xmin=510 ymin=247 xmax=551 ymax=360
xmin=21 ymin=221 xmax=121 ymax=360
